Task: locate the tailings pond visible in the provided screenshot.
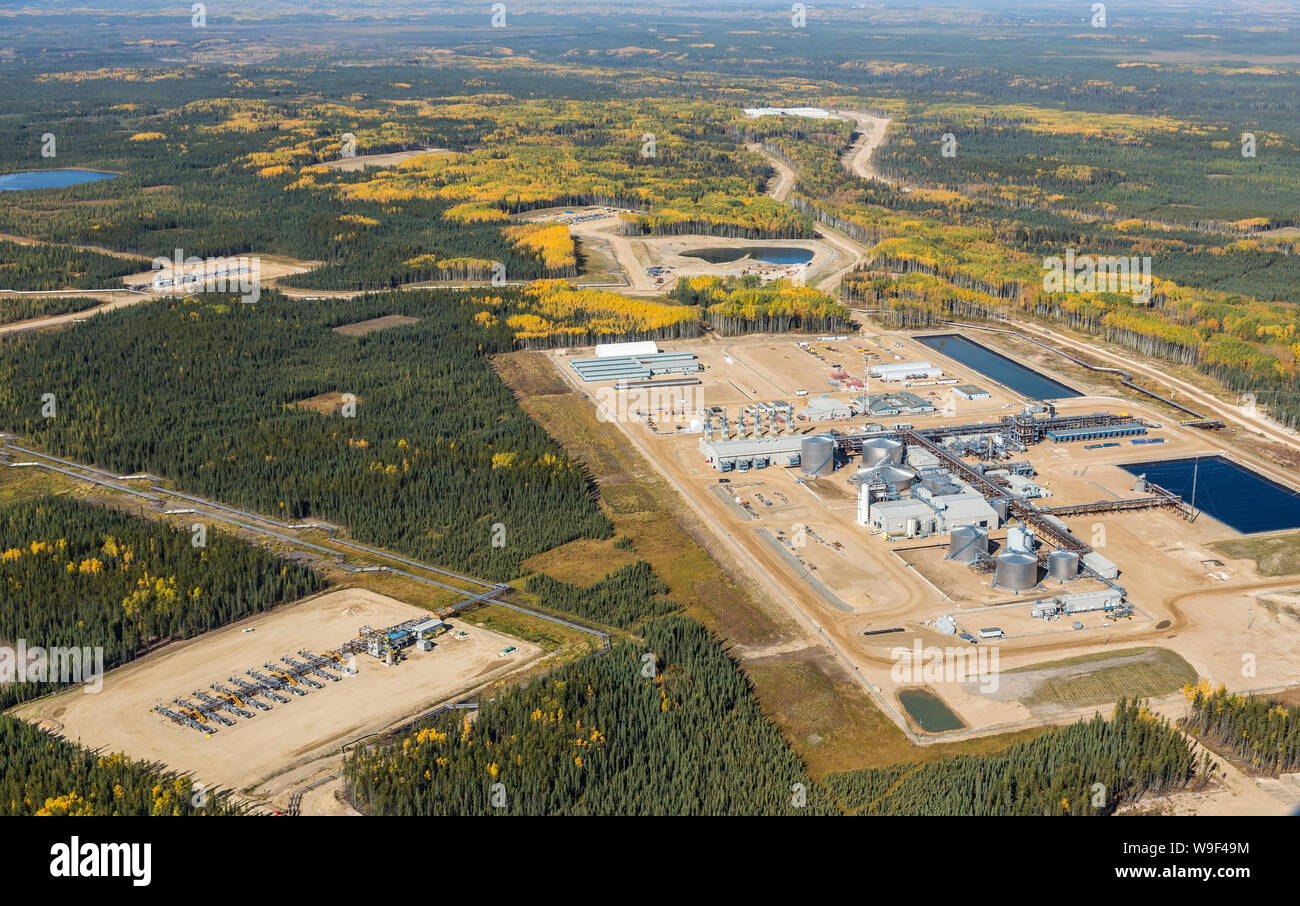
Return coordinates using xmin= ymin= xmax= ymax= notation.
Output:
xmin=681 ymin=246 xmax=814 ymax=265
xmin=917 ymin=333 xmax=1082 ymax=401
xmin=1120 ymin=456 xmax=1300 ymax=534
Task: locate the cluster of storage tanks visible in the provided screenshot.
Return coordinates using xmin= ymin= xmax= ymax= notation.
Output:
xmin=803 ymin=433 xmax=1085 ymax=596
xmin=802 ymin=434 xmax=910 ymax=479
xmin=990 ymin=537 xmax=1080 ymax=593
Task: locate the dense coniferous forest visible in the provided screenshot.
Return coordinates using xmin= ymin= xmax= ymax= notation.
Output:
xmin=0 ymin=241 xmax=140 ymax=291
xmin=344 ymin=615 xmax=838 ymax=816
xmin=1184 ymin=683 xmax=1300 ymax=776
xmin=0 ymin=291 xmax=613 ymax=580
xmin=0 ymin=295 xmax=103 ymax=325
xmin=0 ymin=496 xmax=324 ymax=708
xmin=524 ymin=560 xmax=677 ymax=630
xmin=824 ymin=699 xmax=1209 ymax=816
xmin=0 ymin=715 xmax=246 ymax=815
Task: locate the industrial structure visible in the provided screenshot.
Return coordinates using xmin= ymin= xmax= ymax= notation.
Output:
xmin=569 ymin=350 xmax=702 ymax=382
xmin=861 ymin=391 xmax=936 ymax=418
xmin=869 ymin=361 xmax=943 ymax=382
xmin=153 ymin=616 xmax=454 ymax=735
xmin=756 ymin=410 xmax=1205 ymax=610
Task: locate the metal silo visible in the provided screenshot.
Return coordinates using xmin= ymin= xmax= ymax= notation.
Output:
xmin=1007 ymin=524 xmax=1036 ymax=554
xmin=948 ymin=525 xmax=989 ymax=563
xmin=991 ymin=497 xmax=1009 ymax=523
xmin=873 ymin=465 xmax=916 ymax=493
xmin=1047 ymin=549 xmax=1080 ymax=582
xmin=861 ymin=436 xmax=903 ymax=467
xmin=801 ymin=434 xmax=836 ymax=477
xmin=993 ymin=551 xmax=1039 ymax=593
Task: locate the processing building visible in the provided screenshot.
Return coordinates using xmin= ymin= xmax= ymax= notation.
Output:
xmin=865 ymin=488 xmax=1001 ymax=536
xmin=699 ymin=435 xmax=805 ymax=472
xmin=869 ymin=361 xmax=943 ymax=382
xmin=569 ymin=350 xmax=702 ymax=382
xmin=861 ymin=391 xmax=937 ymax=417
xmin=801 ymin=395 xmax=854 ymax=421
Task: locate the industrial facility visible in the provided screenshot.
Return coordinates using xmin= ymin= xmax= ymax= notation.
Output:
xmin=569 ymin=349 xmax=702 ymax=382
xmin=869 ymin=361 xmax=943 ymax=382
xmin=154 ymin=616 xmax=453 ymax=735
xmin=748 ymin=408 xmax=1199 ymax=616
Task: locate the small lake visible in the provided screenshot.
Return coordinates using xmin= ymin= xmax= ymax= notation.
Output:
xmin=899 ymin=687 xmax=966 ymax=732
xmin=917 ymin=333 xmax=1082 ymax=401
xmin=0 ymin=169 xmax=119 ymax=191
xmin=681 ymin=246 xmax=814 ymax=266
xmin=1120 ymin=455 xmax=1300 ymax=534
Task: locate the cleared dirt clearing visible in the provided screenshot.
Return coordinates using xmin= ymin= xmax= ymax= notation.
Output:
xmin=10 ymin=587 xmax=540 ymax=795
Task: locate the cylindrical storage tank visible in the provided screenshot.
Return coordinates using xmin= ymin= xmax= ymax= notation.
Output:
xmin=949 ymin=525 xmax=985 ymax=563
xmin=991 ymin=498 xmax=1009 ymax=522
xmin=994 ymin=551 xmax=1039 ymax=593
xmin=801 ymin=434 xmax=836 ymax=477
xmin=920 ymin=472 xmax=950 ymax=494
xmin=873 ymin=465 xmax=916 ymax=492
xmin=1047 ymin=549 xmax=1080 ymax=582
xmin=1007 ymin=524 xmax=1036 ymax=554
xmin=861 ymin=436 xmax=903 ymax=467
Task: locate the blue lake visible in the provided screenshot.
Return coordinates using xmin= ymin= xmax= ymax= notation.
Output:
xmin=0 ymin=169 xmax=119 ymax=191
xmin=916 ymin=333 xmax=1082 ymax=401
xmin=1119 ymin=456 xmax=1300 ymax=534
xmin=681 ymin=245 xmax=814 ymax=265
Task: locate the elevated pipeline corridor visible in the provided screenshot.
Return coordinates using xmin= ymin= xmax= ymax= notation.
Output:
xmin=0 ymin=434 xmax=611 ymax=651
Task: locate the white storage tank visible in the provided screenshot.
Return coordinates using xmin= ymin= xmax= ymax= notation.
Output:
xmin=993 ymin=551 xmax=1039 ymax=593
xmin=1007 ymin=524 xmax=1036 ymax=554
xmin=801 ymin=434 xmax=837 ymax=477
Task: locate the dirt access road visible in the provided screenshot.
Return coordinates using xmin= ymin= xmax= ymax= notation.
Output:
xmin=834 ymin=111 xmax=893 ymax=184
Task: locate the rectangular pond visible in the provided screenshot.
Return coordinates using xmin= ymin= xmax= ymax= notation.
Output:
xmin=1119 ymin=455 xmax=1300 ymax=534
xmin=916 ymin=333 xmax=1082 ymax=401
xmin=898 ymin=687 xmax=966 ymax=732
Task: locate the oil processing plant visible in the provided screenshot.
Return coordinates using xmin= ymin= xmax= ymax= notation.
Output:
xmin=700 ymin=404 xmax=1201 ymax=619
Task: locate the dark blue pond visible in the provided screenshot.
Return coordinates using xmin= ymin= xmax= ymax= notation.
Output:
xmin=681 ymin=245 xmax=813 ymax=265
xmin=0 ymin=169 xmax=119 ymax=191
xmin=1120 ymin=456 xmax=1300 ymax=534
xmin=916 ymin=333 xmax=1082 ymax=401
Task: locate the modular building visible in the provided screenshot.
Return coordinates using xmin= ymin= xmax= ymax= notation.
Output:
xmin=594 ymin=340 xmax=660 ymax=358
xmin=869 ymin=361 xmax=943 ymax=382
xmin=1045 ymin=424 xmax=1147 ymax=443
xmin=569 ymin=351 xmax=701 ymax=382
xmin=699 ymin=435 xmax=805 ymax=471
xmin=866 ymin=489 xmax=999 ymax=536
xmin=802 ymin=396 xmax=854 ymax=420
xmin=953 ymin=384 xmax=991 ymax=400
xmin=863 ymin=391 xmax=936 ymax=418
xmin=409 ymin=617 xmax=449 ymax=640
xmin=1082 ymin=551 xmax=1120 ymax=579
